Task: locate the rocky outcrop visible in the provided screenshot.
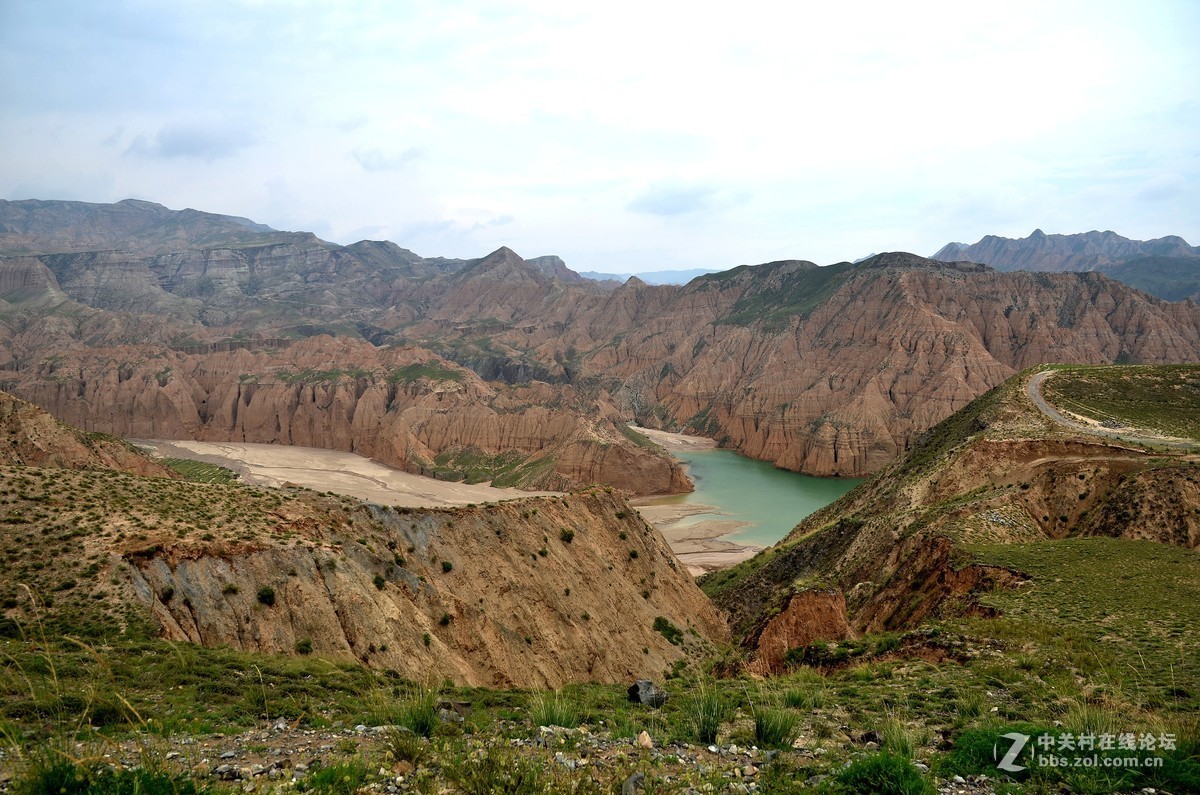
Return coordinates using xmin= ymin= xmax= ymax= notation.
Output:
xmin=745 ymin=590 xmax=854 ymax=675
xmin=4 ymin=337 xmax=688 ymax=495
xmin=706 ymin=367 xmax=1200 ymax=663
xmin=0 ymin=390 xmax=173 ymax=477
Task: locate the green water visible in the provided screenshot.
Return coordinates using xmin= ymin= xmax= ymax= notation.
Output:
xmin=652 ymin=448 xmax=861 ymax=548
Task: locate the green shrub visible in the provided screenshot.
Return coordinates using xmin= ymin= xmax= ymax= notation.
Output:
xmin=295 ymin=638 xmax=313 ymax=654
xmin=441 ymin=560 xmax=453 ymax=573
xmin=446 ymin=746 xmax=541 ymax=795
xmin=372 ymin=574 xmax=386 ymax=590
xmin=653 ymin=616 xmax=684 ymax=645
xmin=256 ymin=586 xmax=275 ymax=606
xmin=835 ymin=751 xmax=933 ymax=795
xmin=559 ymin=528 xmax=574 ymax=543
xmin=297 ymin=761 xmax=369 ymax=795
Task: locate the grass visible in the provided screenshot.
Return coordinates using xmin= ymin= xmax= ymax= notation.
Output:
xmin=156 ymin=458 xmax=240 ymax=484
xmin=529 ymin=691 xmax=581 ymax=729
xmin=1042 ymin=364 xmax=1200 ymax=441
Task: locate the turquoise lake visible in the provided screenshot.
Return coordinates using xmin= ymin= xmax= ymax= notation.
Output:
xmin=650 ymin=447 xmax=862 ymax=547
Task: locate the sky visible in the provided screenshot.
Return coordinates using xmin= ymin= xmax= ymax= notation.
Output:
xmin=1 ymin=0 xmax=1197 ymax=271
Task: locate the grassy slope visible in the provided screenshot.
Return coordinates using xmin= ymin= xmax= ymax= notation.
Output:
xmin=1041 ymin=363 xmax=1200 ymax=441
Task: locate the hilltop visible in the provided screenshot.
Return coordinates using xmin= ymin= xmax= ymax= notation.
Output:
xmin=704 ymin=364 xmax=1200 ymax=677
xmin=933 ymin=229 xmax=1200 ymax=302
xmin=6 ymin=199 xmax=1200 ymax=484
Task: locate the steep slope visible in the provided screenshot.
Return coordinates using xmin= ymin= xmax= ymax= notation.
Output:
xmin=0 ymin=395 xmax=725 ymax=688
xmin=703 ymin=365 xmax=1200 ymax=672
xmin=8 ymin=200 xmax=1200 ymax=483
xmin=0 ymin=390 xmax=174 ymax=477
xmin=0 ymin=337 xmax=688 ymax=495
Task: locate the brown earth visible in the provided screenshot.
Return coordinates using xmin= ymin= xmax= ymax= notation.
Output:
xmin=6 ymin=201 xmax=1200 ymax=485
xmin=706 ymin=368 xmax=1200 ymax=667
xmin=0 ymin=390 xmax=173 ymax=477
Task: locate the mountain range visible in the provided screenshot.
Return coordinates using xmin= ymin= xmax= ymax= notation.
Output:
xmin=933 ymin=228 xmax=1200 ymax=302
xmin=4 ymin=199 xmax=1200 ymax=486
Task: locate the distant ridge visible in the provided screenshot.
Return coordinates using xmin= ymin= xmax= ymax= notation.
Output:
xmin=932 ymin=229 xmax=1200 ymax=302
xmin=579 ymin=267 xmax=723 ymax=285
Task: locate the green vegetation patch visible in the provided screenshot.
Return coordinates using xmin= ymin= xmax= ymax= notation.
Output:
xmin=1042 ymin=364 xmax=1200 ymax=442
xmin=159 ymin=458 xmax=239 ymax=484
xmin=962 ymin=537 xmax=1200 ymax=710
xmin=721 ymin=261 xmax=855 ymax=328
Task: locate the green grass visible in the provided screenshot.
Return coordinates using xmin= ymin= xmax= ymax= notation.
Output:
xmin=962 ymin=537 xmax=1200 ymax=713
xmin=718 ymin=260 xmax=856 ymax=328
xmin=158 ymin=458 xmax=239 ymax=484
xmin=1042 ymin=364 xmax=1200 ymax=441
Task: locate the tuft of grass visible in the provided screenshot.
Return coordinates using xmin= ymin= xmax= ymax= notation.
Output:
xmin=528 ymin=691 xmax=580 ymax=729
xmin=681 ymin=687 xmax=728 ymax=745
xmin=751 ymin=702 xmax=799 ymax=749
xmin=398 ymin=686 xmax=439 ymax=738
xmin=835 ymin=751 xmax=934 ymax=795
xmin=296 ymin=760 xmax=369 ymax=795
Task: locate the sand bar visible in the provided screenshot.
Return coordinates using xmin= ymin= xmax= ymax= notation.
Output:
xmin=135 ymin=440 xmax=559 ymax=508
xmin=630 ymin=425 xmax=718 ymax=452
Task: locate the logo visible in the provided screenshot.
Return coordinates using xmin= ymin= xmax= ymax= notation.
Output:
xmin=995 ymin=732 xmax=1030 ymax=773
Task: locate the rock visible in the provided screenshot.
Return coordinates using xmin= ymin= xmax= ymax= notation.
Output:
xmin=627 ymin=680 xmax=669 ymax=708
xmin=636 ymin=731 xmax=653 ymax=749
xmin=621 ymin=772 xmax=646 ymax=795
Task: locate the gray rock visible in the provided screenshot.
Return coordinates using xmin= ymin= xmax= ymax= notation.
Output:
xmin=621 ymin=771 xmax=646 ymax=794
xmin=627 ymin=679 xmax=668 ymax=708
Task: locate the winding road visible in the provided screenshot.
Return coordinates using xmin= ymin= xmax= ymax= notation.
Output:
xmin=1025 ymin=370 xmax=1199 ymax=451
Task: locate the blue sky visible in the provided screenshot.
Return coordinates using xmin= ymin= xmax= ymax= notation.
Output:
xmin=1 ymin=0 xmax=1197 ymax=270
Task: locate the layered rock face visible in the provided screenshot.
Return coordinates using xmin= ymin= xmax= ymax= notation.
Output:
xmin=6 ymin=338 xmax=688 ymax=495
xmin=125 ymin=488 xmax=727 ymax=688
xmin=705 ymin=368 xmax=1200 ymax=669
xmin=6 ymin=199 xmax=1200 ymax=483
xmin=0 ymin=390 xmax=174 ymax=477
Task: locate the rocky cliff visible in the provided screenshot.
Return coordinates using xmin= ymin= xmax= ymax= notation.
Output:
xmin=7 ymin=200 xmax=1200 ymax=482
xmin=702 ymin=366 xmax=1200 ymax=671
xmin=0 ymin=393 xmax=726 ymax=688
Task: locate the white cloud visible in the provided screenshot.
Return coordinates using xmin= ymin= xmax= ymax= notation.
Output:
xmin=1 ymin=0 xmax=1197 ymax=267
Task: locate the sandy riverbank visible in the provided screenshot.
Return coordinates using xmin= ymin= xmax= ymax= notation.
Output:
xmin=135 ymin=440 xmax=559 ymax=508
xmin=138 ymin=434 xmax=760 ymax=576
xmin=627 ymin=426 xmax=762 ymax=575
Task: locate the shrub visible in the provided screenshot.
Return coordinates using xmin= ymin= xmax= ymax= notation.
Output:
xmin=653 ymin=616 xmax=684 ymax=645
xmin=295 ymin=638 xmax=313 ymax=654
xmin=441 ymin=560 xmax=453 ymax=573
xmin=629 ymin=549 xmax=639 ymax=559
xmin=221 ymin=583 xmax=239 ymax=595
xmin=559 ymin=528 xmax=574 ymax=543
xmin=256 ymin=586 xmax=275 ymax=606
xmin=836 ymin=751 xmax=934 ymax=795
xmin=373 ymin=574 xmax=386 ymax=590
xmin=439 ymin=613 xmax=452 ymax=626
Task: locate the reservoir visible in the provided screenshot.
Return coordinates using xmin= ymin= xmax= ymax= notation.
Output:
xmin=654 ymin=447 xmax=861 ymax=547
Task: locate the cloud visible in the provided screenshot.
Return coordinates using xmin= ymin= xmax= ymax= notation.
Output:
xmin=352 ymin=146 xmax=423 ymax=172
xmin=127 ymin=124 xmax=251 ymax=161
xmin=627 ymin=185 xmax=721 ymax=217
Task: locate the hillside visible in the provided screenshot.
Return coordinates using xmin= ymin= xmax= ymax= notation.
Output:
xmin=703 ymin=364 xmax=1200 ymax=676
xmin=0 ymin=393 xmax=725 ymax=688
xmin=933 ymin=229 xmax=1200 ymax=302
xmin=6 ymin=200 xmax=1200 ymax=487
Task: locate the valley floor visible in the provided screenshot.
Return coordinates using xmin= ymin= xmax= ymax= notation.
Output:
xmin=135 ymin=440 xmax=560 ymax=507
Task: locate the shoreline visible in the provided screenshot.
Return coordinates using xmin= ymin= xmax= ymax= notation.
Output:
xmin=134 ymin=440 xmax=560 ymax=508
xmin=137 ymin=434 xmax=762 ymax=577
xmin=628 ymin=424 xmax=764 ymax=575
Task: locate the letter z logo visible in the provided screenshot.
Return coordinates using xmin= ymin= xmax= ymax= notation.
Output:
xmin=995 ymin=732 xmax=1030 ymax=773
